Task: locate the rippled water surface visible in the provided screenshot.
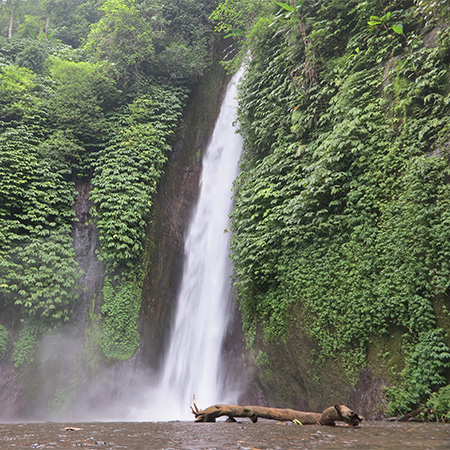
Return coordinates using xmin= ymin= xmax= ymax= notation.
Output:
xmin=1 ymin=421 xmax=449 ymax=449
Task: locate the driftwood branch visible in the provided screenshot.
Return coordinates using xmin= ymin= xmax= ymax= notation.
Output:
xmin=191 ymin=399 xmax=363 ymax=426
xmin=398 ymin=407 xmax=424 ymax=422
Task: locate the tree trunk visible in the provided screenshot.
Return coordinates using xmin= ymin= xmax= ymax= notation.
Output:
xmin=8 ymin=5 xmax=15 ymax=39
xmin=45 ymin=17 xmax=50 ymax=40
xmin=191 ymin=400 xmax=363 ymax=426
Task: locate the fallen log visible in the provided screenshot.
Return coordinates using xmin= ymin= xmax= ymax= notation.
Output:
xmin=191 ymin=398 xmax=362 ymax=426
xmin=398 ymin=407 xmax=424 ymax=422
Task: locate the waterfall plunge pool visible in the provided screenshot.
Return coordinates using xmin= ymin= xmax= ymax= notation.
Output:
xmin=0 ymin=420 xmax=449 ymax=449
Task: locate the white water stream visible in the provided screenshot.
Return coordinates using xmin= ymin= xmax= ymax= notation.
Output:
xmin=137 ymin=69 xmax=244 ymax=421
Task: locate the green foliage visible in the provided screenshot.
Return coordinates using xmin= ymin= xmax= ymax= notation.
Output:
xmin=13 ymin=321 xmax=40 ymax=368
xmin=0 ymin=325 xmax=8 ymax=359
xmin=83 ymin=296 xmax=103 ymax=375
xmin=37 ymin=130 xmax=85 ymax=173
xmin=48 ymin=57 xmax=118 ymax=142
xmin=100 ymin=275 xmax=141 ymax=360
xmin=90 ymin=83 xmax=187 ymax=360
xmin=90 ymin=85 xmax=187 ymax=271
xmin=209 ymin=0 xmax=272 ymax=70
xmin=0 ymin=128 xmax=82 ymax=324
xmin=0 ymin=0 xmax=27 ymax=38
xmin=0 ymin=229 xmax=82 ymax=322
xmin=228 ymin=0 xmax=450 ymax=414
xmin=148 ymin=0 xmax=221 ymax=80
xmin=85 ymin=0 xmax=154 ymax=83
xmin=424 ymin=384 xmax=450 ymax=422
xmin=0 ymin=63 xmax=36 ymax=98
xmin=0 ymin=63 xmax=46 ymax=130
xmin=13 ymin=39 xmax=51 ymax=74
xmin=90 ymin=123 xmax=168 ymax=269
xmin=385 ymin=330 xmax=450 ymax=415
xmin=152 ymin=42 xmax=207 ymax=81
xmin=414 ymin=0 xmax=450 ymax=26
xmin=255 ymin=350 xmax=270 ymax=367
xmin=367 ymin=11 xmax=404 ymax=35
xmin=0 ymin=128 xmax=74 ymax=231
xmin=209 ymin=0 xmax=266 ymax=37
xmin=0 ymin=43 xmax=92 ymax=335
xmin=43 ymin=0 xmax=104 ymax=47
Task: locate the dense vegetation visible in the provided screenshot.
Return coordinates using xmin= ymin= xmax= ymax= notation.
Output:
xmin=1 ymin=0 xmax=448 ymax=420
xmin=211 ymin=0 xmax=450 ymax=416
xmin=0 ymin=0 xmax=220 ymax=368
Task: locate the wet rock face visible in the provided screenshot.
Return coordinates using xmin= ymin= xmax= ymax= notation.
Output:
xmin=348 ymin=369 xmax=387 ymax=420
xmin=139 ymin=162 xmax=203 ymax=370
xmin=138 ymin=62 xmax=231 ymax=371
xmin=71 ymin=179 xmax=105 ymax=327
xmin=0 ymin=361 xmax=26 ymax=421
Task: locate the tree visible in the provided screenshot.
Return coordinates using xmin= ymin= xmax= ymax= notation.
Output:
xmin=41 ymin=0 xmax=103 ymax=47
xmin=48 ymin=57 xmax=117 ymax=142
xmin=85 ymin=0 xmax=153 ymax=84
xmin=0 ymin=63 xmax=47 ymax=129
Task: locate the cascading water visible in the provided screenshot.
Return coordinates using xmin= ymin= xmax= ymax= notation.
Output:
xmin=138 ymin=69 xmax=244 ymax=421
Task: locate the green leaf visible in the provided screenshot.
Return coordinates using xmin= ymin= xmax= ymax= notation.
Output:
xmin=224 ymin=28 xmax=245 ymax=38
xmin=275 ymin=2 xmax=296 ymax=12
xmin=392 ymin=24 xmax=404 ymax=34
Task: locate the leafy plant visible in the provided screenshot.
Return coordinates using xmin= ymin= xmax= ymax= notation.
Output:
xmin=90 ymin=86 xmax=187 ymax=271
xmin=85 ymin=0 xmax=154 ymax=84
xmin=13 ymin=321 xmax=40 ymax=368
xmin=368 ymin=12 xmax=404 ymax=35
xmin=0 ymin=325 xmax=8 ymax=359
xmin=48 ymin=57 xmax=117 ymax=143
xmin=90 ymin=84 xmax=187 ymax=360
xmin=100 ymin=275 xmax=141 ymax=360
xmin=0 ymin=127 xmax=82 ymax=325
xmin=424 ymin=385 xmax=450 ymax=422
xmin=385 ymin=330 xmax=450 ymax=416
xmin=209 ymin=0 xmax=270 ymax=70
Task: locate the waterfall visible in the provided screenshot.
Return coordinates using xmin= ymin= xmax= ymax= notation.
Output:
xmin=139 ymin=69 xmax=244 ymax=421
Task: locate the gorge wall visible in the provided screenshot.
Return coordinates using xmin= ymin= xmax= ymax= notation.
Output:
xmin=139 ymin=50 xmax=232 ymax=372
xmin=219 ymin=0 xmax=450 ymax=420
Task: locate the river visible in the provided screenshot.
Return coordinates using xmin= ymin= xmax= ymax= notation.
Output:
xmin=0 ymin=420 xmax=449 ymax=449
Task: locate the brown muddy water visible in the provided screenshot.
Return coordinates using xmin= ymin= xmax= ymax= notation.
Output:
xmin=0 ymin=420 xmax=449 ymax=449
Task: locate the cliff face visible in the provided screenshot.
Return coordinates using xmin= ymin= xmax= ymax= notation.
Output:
xmin=71 ymin=179 xmax=105 ymax=329
xmin=227 ymin=1 xmax=450 ymax=418
xmin=139 ymin=55 xmax=231 ymax=371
